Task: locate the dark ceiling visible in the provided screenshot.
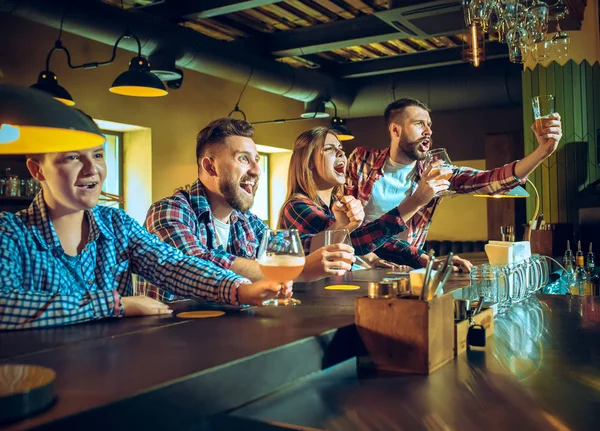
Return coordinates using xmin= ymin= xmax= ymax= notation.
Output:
xmin=101 ymin=0 xmax=586 ymax=79
xmin=1 ymin=0 xmax=589 ymax=115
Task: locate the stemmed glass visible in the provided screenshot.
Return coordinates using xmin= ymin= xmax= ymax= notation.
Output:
xmin=257 ymin=229 xmax=305 ymax=306
xmin=424 ymin=148 xmax=455 ymax=197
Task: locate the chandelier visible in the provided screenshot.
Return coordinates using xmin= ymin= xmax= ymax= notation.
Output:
xmin=462 ymin=0 xmax=570 ymax=64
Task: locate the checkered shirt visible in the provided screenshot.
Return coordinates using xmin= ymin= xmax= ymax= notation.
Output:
xmin=0 ymin=192 xmax=248 ymax=330
xmin=345 ymin=147 xmax=526 ymax=249
xmin=279 ymin=195 xmax=424 ymax=267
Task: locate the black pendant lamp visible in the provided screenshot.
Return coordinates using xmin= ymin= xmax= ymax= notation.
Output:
xmin=31 ymin=71 xmax=75 ymax=106
xmin=110 ymin=55 xmax=168 ymax=97
xmin=0 ymin=84 xmax=105 ymax=154
xmin=328 ymin=100 xmax=354 ymax=141
xmin=109 ymin=31 xmax=167 ymax=98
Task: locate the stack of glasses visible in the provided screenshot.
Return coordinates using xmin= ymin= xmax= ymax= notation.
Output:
xmin=469 ymin=255 xmax=550 ymax=314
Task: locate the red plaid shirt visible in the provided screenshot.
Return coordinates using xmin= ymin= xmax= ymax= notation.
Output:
xmin=279 ymin=195 xmax=423 ymax=267
xmin=143 ymin=179 xmax=312 ymax=300
xmin=345 ymin=147 xmax=526 ymax=249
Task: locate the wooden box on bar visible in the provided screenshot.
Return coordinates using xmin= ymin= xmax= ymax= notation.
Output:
xmin=454 ymin=307 xmax=494 ymax=356
xmin=355 ymin=294 xmax=454 ymax=375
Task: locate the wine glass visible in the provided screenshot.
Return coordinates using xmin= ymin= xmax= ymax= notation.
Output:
xmin=424 ymin=148 xmax=455 ymax=197
xmin=257 ymin=229 xmax=305 ymax=306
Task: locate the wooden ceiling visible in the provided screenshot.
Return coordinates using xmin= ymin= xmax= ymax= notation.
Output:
xmin=100 ymin=0 xmax=585 ymax=78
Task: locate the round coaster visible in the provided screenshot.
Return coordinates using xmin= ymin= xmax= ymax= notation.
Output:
xmin=325 ymin=284 xmax=360 ymax=291
xmin=0 ymin=364 xmax=56 ymax=424
xmin=177 ymin=311 xmax=226 ymax=319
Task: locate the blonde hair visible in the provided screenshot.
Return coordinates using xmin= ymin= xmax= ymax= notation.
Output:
xmin=278 ymin=127 xmax=339 ymax=227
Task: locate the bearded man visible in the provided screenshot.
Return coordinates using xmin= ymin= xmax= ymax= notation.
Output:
xmin=144 ymin=118 xmax=355 ymax=300
xmin=344 ymin=97 xmax=563 ymax=253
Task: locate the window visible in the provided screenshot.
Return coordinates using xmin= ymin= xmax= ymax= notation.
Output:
xmin=250 ymin=153 xmax=270 ymax=224
xmin=101 ymin=131 xmax=123 ymax=209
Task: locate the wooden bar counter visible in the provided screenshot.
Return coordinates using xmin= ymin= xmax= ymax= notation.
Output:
xmin=1 ymin=261 xmax=598 ymax=430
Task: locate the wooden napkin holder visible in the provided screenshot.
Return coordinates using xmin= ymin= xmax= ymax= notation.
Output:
xmin=355 ymin=294 xmax=454 ymax=375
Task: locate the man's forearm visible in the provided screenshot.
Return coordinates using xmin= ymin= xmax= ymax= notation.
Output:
xmin=514 ymin=147 xmax=546 ymax=179
xmin=230 ymin=257 xmax=264 ymax=282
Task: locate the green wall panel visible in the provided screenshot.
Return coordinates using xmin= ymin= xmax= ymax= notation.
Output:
xmin=522 ymin=61 xmax=600 ymax=225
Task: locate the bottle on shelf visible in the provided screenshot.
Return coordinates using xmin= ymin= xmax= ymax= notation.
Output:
xmin=575 ymin=241 xmax=592 ymax=295
xmin=588 ymin=242 xmax=599 ymax=295
xmin=564 ymin=240 xmax=578 ymax=295
xmin=576 ymin=240 xmax=584 ymax=268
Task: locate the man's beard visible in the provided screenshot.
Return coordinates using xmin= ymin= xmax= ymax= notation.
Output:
xmin=399 ymin=136 xmax=432 ymax=161
xmin=219 ymin=171 xmax=256 ymax=213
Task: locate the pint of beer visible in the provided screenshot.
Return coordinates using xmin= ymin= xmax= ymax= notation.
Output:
xmin=532 ymin=95 xmax=554 ymax=135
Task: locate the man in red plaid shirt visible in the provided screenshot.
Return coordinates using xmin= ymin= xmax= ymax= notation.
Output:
xmin=144 ymin=118 xmax=355 ymax=300
xmin=345 ymin=98 xmax=562 ymax=269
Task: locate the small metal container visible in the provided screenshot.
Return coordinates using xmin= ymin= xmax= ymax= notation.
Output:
xmin=454 ymin=299 xmax=471 ymax=321
xmin=382 ymin=277 xmax=410 ymax=297
xmin=368 ymin=281 xmax=395 ymax=299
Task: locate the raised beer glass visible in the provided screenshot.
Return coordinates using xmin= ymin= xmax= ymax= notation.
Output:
xmin=532 ymin=95 xmax=554 ymax=135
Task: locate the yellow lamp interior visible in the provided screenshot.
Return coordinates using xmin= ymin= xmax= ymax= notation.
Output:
xmin=54 ymin=97 xmax=76 ymax=106
xmin=109 ymin=86 xmax=168 ymax=97
xmin=0 ymin=125 xmax=106 ymax=154
xmin=336 ymin=134 xmax=355 ymax=141
xmin=472 ymin=194 xmax=528 ymax=198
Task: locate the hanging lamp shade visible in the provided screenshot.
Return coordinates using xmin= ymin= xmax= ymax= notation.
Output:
xmin=0 ymin=85 xmax=105 ymax=154
xmin=110 ymin=56 xmax=168 ymax=97
xmin=30 ymin=71 xmax=75 ymax=106
xmin=330 ymin=116 xmax=354 ymax=141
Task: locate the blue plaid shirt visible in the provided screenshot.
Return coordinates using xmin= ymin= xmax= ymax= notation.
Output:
xmin=144 ymin=179 xmax=312 ymax=300
xmin=0 ymin=193 xmax=249 ymax=330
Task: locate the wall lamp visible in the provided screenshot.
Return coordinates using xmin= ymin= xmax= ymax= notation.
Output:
xmin=31 ymin=29 xmax=167 ymax=105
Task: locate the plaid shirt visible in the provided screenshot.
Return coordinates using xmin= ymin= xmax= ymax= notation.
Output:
xmin=345 ymin=147 xmax=525 ymax=249
xmin=0 ymin=193 xmax=248 ymax=330
xmin=280 ymin=195 xmax=423 ymax=267
xmin=144 ymin=180 xmax=312 ymax=300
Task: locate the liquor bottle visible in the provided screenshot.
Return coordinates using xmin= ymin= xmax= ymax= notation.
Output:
xmin=576 ymin=241 xmax=584 ymax=268
xmin=563 ymin=240 xmax=574 ymax=271
xmin=589 ymin=242 xmax=599 ymax=295
xmin=587 ymin=242 xmax=595 ymax=274
xmin=575 ymin=246 xmax=592 ymax=296
xmin=564 ymin=241 xmax=577 ymax=295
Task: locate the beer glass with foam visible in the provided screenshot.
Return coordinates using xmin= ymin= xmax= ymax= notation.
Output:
xmin=257 ymin=229 xmax=305 ymax=306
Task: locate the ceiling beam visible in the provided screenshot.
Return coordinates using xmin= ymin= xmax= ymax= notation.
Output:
xmin=268 ymin=15 xmax=400 ymax=57
xmin=335 ymin=42 xmax=508 ymax=78
xmin=138 ymin=0 xmax=286 ymax=20
xmin=254 ymin=1 xmax=465 ymax=57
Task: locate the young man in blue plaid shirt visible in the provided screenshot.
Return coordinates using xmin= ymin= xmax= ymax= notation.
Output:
xmin=0 ymin=136 xmax=288 ymax=330
xmin=144 ymin=118 xmax=356 ymax=300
